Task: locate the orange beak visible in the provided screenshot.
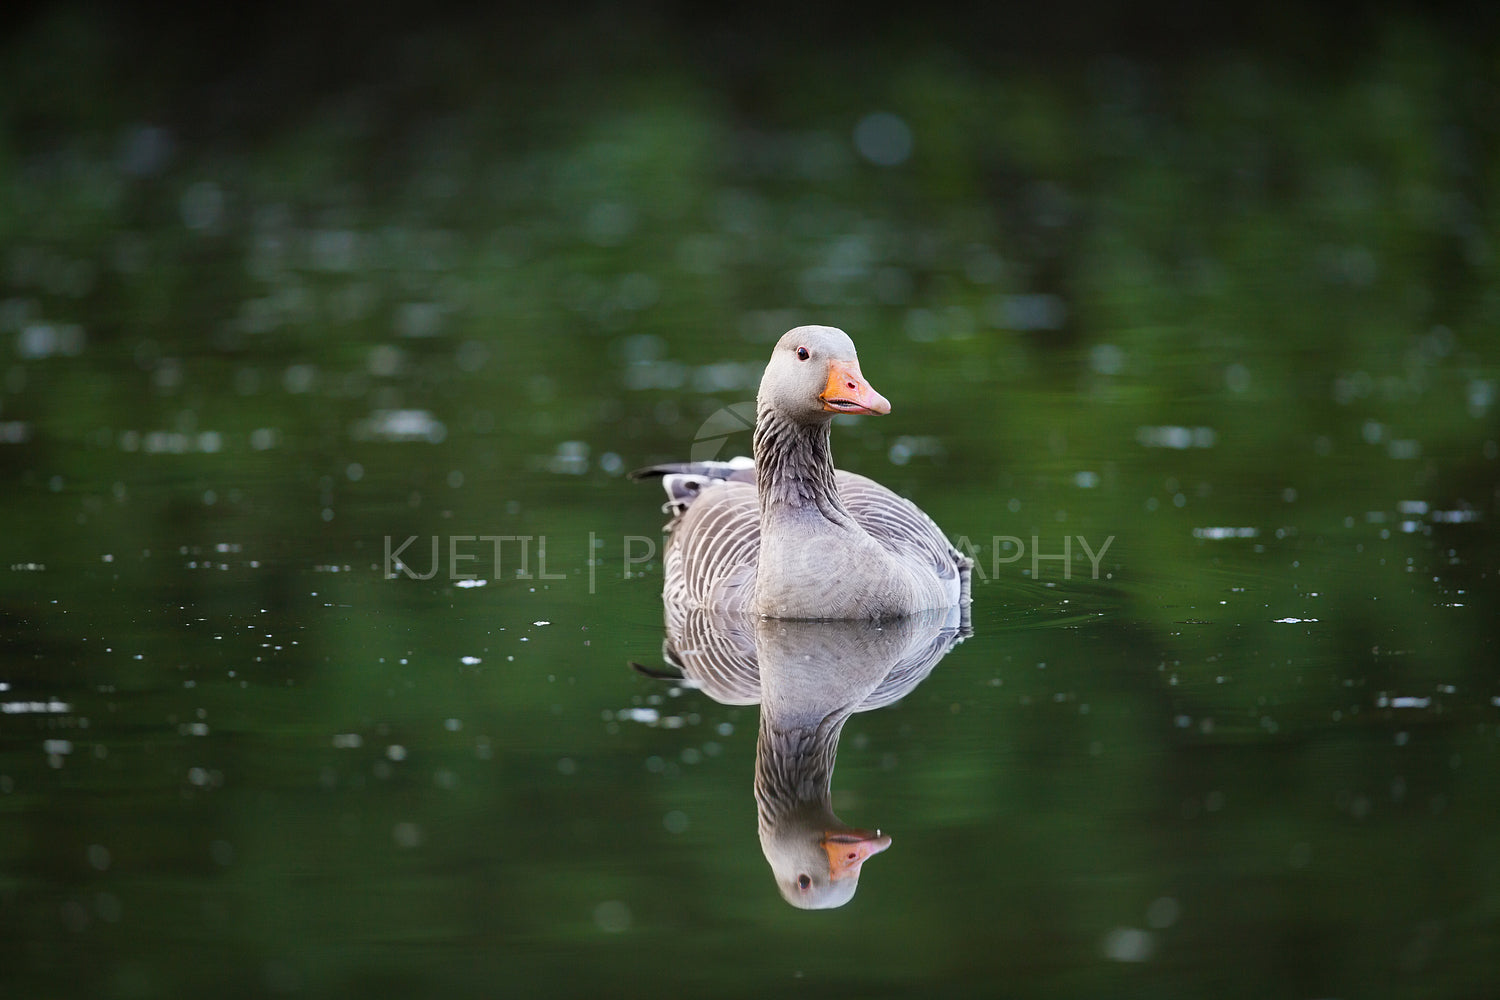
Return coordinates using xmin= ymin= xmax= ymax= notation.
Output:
xmin=822 ymin=829 xmax=892 ymax=881
xmin=820 ymin=361 xmax=891 ymax=416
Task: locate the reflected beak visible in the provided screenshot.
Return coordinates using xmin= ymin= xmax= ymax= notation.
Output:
xmin=820 ymin=361 xmax=891 ymax=415
xmin=822 ymin=828 xmax=892 ymax=881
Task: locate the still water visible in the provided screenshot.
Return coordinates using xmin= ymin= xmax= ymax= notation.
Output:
xmin=2 ymin=8 xmax=1498 ymax=998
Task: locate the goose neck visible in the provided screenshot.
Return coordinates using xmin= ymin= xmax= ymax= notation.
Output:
xmin=753 ymin=709 xmax=847 ymax=834
xmin=753 ymin=406 xmax=852 ymax=526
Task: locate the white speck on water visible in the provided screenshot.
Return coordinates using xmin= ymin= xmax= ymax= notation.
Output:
xmin=281 ymin=363 xmax=317 ymax=394
xmin=887 ymin=435 xmax=943 ymax=467
xmin=180 ymin=180 xmax=224 ymax=231
xmin=444 ymin=718 xmax=462 ymax=732
xmin=620 ymin=707 xmax=660 ymax=725
xmin=547 ymin=441 xmax=589 ymax=475
xmin=386 ymin=745 xmax=407 ymax=762
xmin=593 ymin=900 xmax=632 ymax=933
xmin=1273 ymin=617 xmax=1318 ymax=624
xmin=120 ymin=124 xmax=174 ymax=177
xmin=1090 ymin=343 xmax=1125 ymax=374
xmin=853 ymin=112 xmax=913 ymax=167
xmin=460 ymin=655 xmax=481 ymax=665
xmin=584 ymin=202 xmax=636 ymax=247
xmin=1145 ymin=896 xmax=1180 ymax=929
xmin=1467 ymin=377 xmax=1495 ymax=417
xmin=332 ymin=733 xmax=362 ymax=749
xmin=455 ymin=579 xmax=486 ymax=589
xmin=1137 ymin=425 xmax=1216 ymax=449
xmin=994 ymin=293 xmax=1067 ymax=332
xmin=1192 ymin=526 xmax=1259 ymax=540
xmin=1388 ymin=439 xmax=1422 ymax=460
xmin=353 ymin=409 xmax=446 ymax=444
xmin=1101 ymin=927 xmax=1154 ymax=962
xmin=533 ymin=620 xmax=550 ymax=627
xmin=4 ymin=699 xmax=72 ymax=714
xmin=395 ymin=301 xmax=444 ymax=338
xmin=1379 ymin=695 xmax=1431 ymax=709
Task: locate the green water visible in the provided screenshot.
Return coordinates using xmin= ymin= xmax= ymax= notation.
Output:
xmin=1 ymin=6 xmax=1497 ymax=998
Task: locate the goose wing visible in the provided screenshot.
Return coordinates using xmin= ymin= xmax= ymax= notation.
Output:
xmin=661 ymin=478 xmax=760 ymax=613
xmin=836 ymin=470 xmax=972 ymax=588
xmin=661 ymin=605 xmax=761 ymax=704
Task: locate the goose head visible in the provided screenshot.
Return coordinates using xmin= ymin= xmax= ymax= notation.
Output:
xmin=653 ymin=609 xmax=970 ymax=910
xmin=762 ymin=819 xmax=892 ymax=910
xmin=757 ymin=326 xmax=891 ymax=425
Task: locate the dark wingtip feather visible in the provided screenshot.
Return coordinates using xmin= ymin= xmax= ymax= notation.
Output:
xmin=629 ymin=660 xmax=684 ymax=680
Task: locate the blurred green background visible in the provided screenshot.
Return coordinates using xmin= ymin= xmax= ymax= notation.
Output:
xmin=0 ymin=3 xmax=1497 ymax=998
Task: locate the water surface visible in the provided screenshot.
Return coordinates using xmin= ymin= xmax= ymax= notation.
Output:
xmin=1 ymin=7 xmax=1497 ymax=998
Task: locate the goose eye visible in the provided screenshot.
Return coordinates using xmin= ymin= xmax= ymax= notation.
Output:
xmin=795 ymin=346 xmax=810 ymax=361
xmin=797 ymin=874 xmax=812 ymax=890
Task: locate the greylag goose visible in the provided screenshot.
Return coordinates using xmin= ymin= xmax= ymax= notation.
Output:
xmin=640 ymin=608 xmax=968 ymax=908
xmin=635 ymin=326 xmax=972 ymax=619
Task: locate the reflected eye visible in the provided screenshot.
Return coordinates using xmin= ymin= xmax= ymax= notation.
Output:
xmin=795 ymin=346 xmax=810 ymax=361
xmin=797 ymin=874 xmax=812 ymax=891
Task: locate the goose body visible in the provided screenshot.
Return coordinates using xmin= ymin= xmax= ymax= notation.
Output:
xmin=644 ymin=607 xmax=969 ymax=908
xmin=636 ymin=326 xmax=971 ymax=620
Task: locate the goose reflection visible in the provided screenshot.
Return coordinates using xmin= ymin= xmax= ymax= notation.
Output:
xmin=645 ymin=604 xmax=969 ymax=908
